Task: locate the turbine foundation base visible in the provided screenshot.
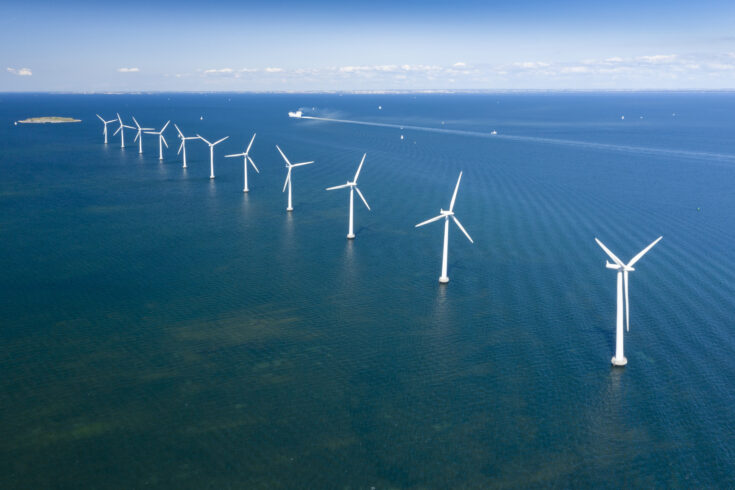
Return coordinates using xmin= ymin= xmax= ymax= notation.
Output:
xmin=347 ymin=234 xmax=355 ymax=239
xmin=439 ymin=276 xmax=449 ymax=284
xmin=611 ymin=356 xmax=628 ymax=367
xmin=210 ymin=176 xmax=215 ymax=179
xmin=287 ymin=207 xmax=293 ymax=212
xmin=243 ymin=189 xmax=249 ymax=193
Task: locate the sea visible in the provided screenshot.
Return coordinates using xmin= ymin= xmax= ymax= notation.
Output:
xmin=1 ymin=92 xmax=734 ymax=488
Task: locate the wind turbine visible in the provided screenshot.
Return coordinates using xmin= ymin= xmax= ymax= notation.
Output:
xmin=96 ymin=114 xmax=116 ymax=144
xmin=113 ymin=113 xmax=135 ymax=149
xmin=415 ymin=171 xmax=474 ymax=284
xmin=174 ymin=124 xmax=198 ymax=168
xmin=132 ymin=117 xmax=154 ymax=154
xmin=276 ymin=145 xmax=313 ymax=212
xmin=225 ymin=133 xmax=259 ymax=192
xmin=197 ymin=134 xmax=229 ymax=179
xmin=326 ymin=153 xmax=370 ymax=239
xmin=146 ymin=121 xmax=170 ymax=160
xmin=595 ymin=236 xmax=662 ymax=366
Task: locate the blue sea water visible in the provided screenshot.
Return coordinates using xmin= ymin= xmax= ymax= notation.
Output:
xmin=1 ymin=92 xmax=734 ymax=488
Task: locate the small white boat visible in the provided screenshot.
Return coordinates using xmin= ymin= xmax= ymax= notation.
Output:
xmin=288 ymin=111 xmax=303 ymax=118
xmin=490 ymin=130 xmax=497 ymax=135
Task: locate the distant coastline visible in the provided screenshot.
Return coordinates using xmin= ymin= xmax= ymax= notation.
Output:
xmin=16 ymin=116 xmax=81 ymax=124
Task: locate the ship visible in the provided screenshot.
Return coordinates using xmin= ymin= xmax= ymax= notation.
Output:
xmin=288 ymin=110 xmax=303 ymax=118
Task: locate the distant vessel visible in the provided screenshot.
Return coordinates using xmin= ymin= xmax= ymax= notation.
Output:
xmin=490 ymin=130 xmax=497 ymax=135
xmin=288 ymin=111 xmax=303 ymax=118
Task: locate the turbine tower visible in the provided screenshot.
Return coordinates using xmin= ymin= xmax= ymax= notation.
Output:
xmin=113 ymin=113 xmax=135 ymax=149
xmin=197 ymin=134 xmax=229 ymax=179
xmin=595 ymin=236 xmax=662 ymax=366
xmin=132 ymin=117 xmax=154 ymax=154
xmin=326 ymin=153 xmax=371 ymax=239
xmin=174 ymin=124 xmax=198 ymax=168
xmin=415 ymin=171 xmax=474 ymax=284
xmin=96 ymin=114 xmax=116 ymax=144
xmin=276 ymin=145 xmax=313 ymax=212
xmin=146 ymin=121 xmax=170 ymax=160
xmin=225 ymin=133 xmax=259 ymax=192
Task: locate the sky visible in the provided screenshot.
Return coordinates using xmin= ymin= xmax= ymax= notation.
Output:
xmin=2 ymin=0 xmax=735 ymax=91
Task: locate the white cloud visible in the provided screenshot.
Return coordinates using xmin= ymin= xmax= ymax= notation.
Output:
xmin=560 ymin=66 xmax=591 ymax=74
xmin=605 ymin=57 xmax=625 ymax=63
xmin=513 ymin=61 xmax=550 ymax=69
xmin=117 ymin=67 xmax=140 ymax=73
xmin=203 ymin=68 xmax=234 ymax=74
xmin=636 ymin=54 xmax=677 ymax=63
xmin=265 ymin=67 xmax=284 ymax=73
xmin=453 ymin=62 xmax=466 ymax=67
xmin=7 ymin=67 xmax=32 ymax=76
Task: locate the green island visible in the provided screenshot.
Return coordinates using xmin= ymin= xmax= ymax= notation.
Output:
xmin=16 ymin=117 xmax=81 ymax=124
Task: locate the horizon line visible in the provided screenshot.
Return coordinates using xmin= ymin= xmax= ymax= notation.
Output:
xmin=2 ymin=88 xmax=735 ymax=95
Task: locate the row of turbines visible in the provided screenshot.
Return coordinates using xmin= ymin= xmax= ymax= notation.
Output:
xmin=97 ymin=113 xmax=662 ymax=367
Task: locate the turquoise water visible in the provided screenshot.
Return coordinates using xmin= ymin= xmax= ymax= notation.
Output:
xmin=1 ymin=93 xmax=735 ymax=487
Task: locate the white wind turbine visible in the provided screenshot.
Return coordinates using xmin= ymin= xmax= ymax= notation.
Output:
xmin=415 ymin=171 xmax=474 ymax=284
xmin=196 ymin=135 xmax=229 ymax=179
xmin=113 ymin=113 xmax=135 ymax=149
xmin=225 ymin=133 xmax=259 ymax=192
xmin=276 ymin=145 xmax=313 ymax=212
xmin=146 ymin=121 xmax=170 ymax=160
xmin=326 ymin=153 xmax=370 ymax=239
xmin=595 ymin=236 xmax=662 ymax=366
xmin=132 ymin=117 xmax=154 ymax=154
xmin=174 ymin=124 xmax=198 ymax=168
xmin=96 ymin=114 xmax=117 ymax=144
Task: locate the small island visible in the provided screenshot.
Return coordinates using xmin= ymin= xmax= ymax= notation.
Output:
xmin=16 ymin=117 xmax=81 ymax=124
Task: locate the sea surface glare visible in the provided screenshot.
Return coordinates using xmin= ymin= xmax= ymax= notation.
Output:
xmin=1 ymin=93 xmax=734 ymax=487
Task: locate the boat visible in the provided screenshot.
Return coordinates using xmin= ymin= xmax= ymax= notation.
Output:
xmin=288 ymin=111 xmax=303 ymax=118
xmin=490 ymin=130 xmax=497 ymax=135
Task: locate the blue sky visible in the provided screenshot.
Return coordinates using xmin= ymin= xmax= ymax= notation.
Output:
xmin=2 ymin=0 xmax=735 ymax=91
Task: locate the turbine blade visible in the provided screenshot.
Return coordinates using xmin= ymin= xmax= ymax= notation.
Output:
xmin=353 ymin=153 xmax=366 ymax=182
xmin=162 ymin=135 xmax=168 ymax=148
xmin=624 ymin=270 xmax=630 ymax=332
xmin=326 ymin=184 xmax=350 ymax=191
xmin=415 ymin=214 xmax=444 ymax=227
xmin=452 ymin=216 xmax=474 ymax=243
xmin=174 ymin=123 xmax=184 ymax=138
xmin=594 ymin=238 xmax=625 ymax=267
xmin=248 ymin=155 xmax=259 ymax=173
xmin=627 ymin=236 xmax=663 ymax=268
xmin=134 ymin=132 xmax=140 ymax=142
xmin=161 ymin=120 xmax=170 ymax=132
xmin=124 ymin=125 xmax=135 ymax=129
xmin=355 ymin=186 xmax=371 ymax=210
xmin=275 ymin=145 xmax=291 ymax=165
xmin=133 ymin=116 xmax=142 ymax=129
xmin=113 ymin=126 xmax=121 ymax=136
xmin=213 ymin=136 xmax=229 ymax=145
xmin=246 ymin=133 xmax=256 ymax=154
xmin=282 ymin=169 xmax=291 ymax=192
xmin=117 ymin=113 xmax=122 ymax=123
xmin=96 ymin=114 xmax=104 ymax=122
xmin=449 ymin=171 xmax=463 ymax=212
xmin=291 ymin=161 xmax=313 ymax=167
xmin=177 ymin=140 xmax=184 ymax=155
xmin=224 ymin=153 xmax=243 ymax=158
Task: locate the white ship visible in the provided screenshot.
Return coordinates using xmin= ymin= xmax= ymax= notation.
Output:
xmin=288 ymin=110 xmax=303 ymax=118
